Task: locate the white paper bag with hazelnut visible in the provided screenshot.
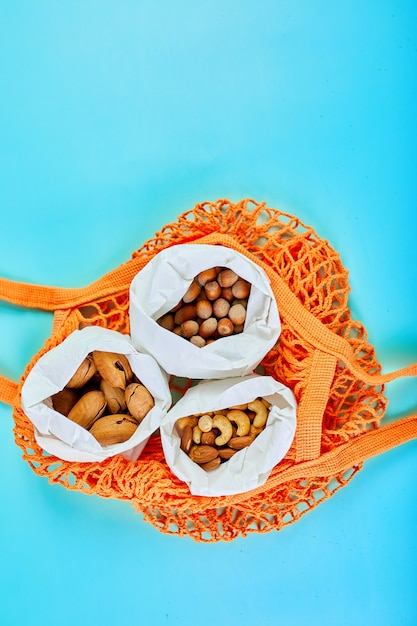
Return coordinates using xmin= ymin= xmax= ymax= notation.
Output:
xmin=21 ymin=326 xmax=171 ymax=462
xmin=129 ymin=244 xmax=281 ymax=379
xmin=160 ymin=374 xmax=297 ymax=496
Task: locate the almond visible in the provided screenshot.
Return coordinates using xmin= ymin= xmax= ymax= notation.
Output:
xmin=228 ymin=435 xmax=256 ymax=450
xmin=180 ymin=425 xmax=193 ymax=454
xmin=200 ymin=457 xmax=221 ymax=471
xmin=218 ymin=447 xmax=238 ymax=460
xmin=201 ymin=430 xmax=217 ymax=446
xmin=189 ymin=445 xmax=219 ymax=464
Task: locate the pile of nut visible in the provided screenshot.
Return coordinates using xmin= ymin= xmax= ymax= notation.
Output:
xmin=156 ymin=266 xmax=251 ymax=347
xmin=50 ymin=351 xmax=155 ymax=446
xmin=176 ymin=397 xmax=271 ymax=471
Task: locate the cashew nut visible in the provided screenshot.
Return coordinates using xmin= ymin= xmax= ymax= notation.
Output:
xmin=192 ymin=425 xmax=203 ymax=444
xmin=176 ymin=415 xmax=198 ymax=433
xmin=229 ymin=403 xmax=248 ymax=411
xmin=212 ymin=414 xmax=233 ymax=446
xmin=226 ymin=409 xmax=251 ymax=436
xmin=250 ymin=424 xmax=264 ymax=436
xmin=198 ymin=414 xmax=213 ymax=433
xmin=247 ymin=399 xmax=268 ymax=428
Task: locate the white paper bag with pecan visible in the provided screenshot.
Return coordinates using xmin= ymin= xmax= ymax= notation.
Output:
xmin=129 ymin=244 xmax=281 ymax=379
xmin=21 ymin=326 xmax=171 ymax=462
xmin=160 ymin=374 xmax=297 ymax=496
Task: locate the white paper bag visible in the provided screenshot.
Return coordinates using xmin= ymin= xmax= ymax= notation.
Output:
xmin=160 ymin=374 xmax=297 ymax=496
xmin=129 ymin=244 xmax=281 ymax=379
xmin=21 ymin=326 xmax=171 ymax=462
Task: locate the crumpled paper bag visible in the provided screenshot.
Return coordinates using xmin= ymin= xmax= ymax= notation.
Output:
xmin=129 ymin=244 xmax=281 ymax=379
xmin=160 ymin=374 xmax=297 ymax=496
xmin=21 ymin=326 xmax=171 ymax=462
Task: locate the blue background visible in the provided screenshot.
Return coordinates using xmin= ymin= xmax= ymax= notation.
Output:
xmin=0 ymin=2 xmax=416 ymax=625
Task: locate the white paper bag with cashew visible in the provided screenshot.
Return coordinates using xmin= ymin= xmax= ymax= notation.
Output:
xmin=160 ymin=374 xmax=297 ymax=497
xmin=21 ymin=326 xmax=171 ymax=462
xmin=129 ymin=244 xmax=281 ymax=379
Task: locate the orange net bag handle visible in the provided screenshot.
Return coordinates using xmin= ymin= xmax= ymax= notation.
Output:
xmin=0 ymin=255 xmax=147 ymax=311
xmin=0 ymin=376 xmax=18 ymax=406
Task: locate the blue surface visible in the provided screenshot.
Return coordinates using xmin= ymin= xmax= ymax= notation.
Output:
xmin=0 ymin=2 xmax=416 ymax=625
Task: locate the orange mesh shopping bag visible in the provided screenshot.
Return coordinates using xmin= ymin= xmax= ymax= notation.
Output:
xmin=0 ymin=198 xmax=416 ymax=542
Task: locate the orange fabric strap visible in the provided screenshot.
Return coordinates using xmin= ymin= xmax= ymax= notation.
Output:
xmin=0 ymin=376 xmax=18 ymax=406
xmin=0 ymin=255 xmax=148 ymax=311
xmin=228 ymin=412 xmax=417 ymax=505
xmin=295 ymin=351 xmax=338 ymax=462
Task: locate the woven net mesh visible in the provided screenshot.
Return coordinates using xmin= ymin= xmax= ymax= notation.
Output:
xmin=12 ymin=199 xmax=387 ymax=541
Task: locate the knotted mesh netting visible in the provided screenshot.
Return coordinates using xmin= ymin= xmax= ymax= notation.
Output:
xmin=12 ymin=199 xmax=386 ymax=541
